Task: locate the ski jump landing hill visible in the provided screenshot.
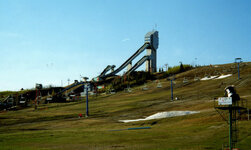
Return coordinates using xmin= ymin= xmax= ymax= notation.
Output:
xmin=97 ymin=30 xmax=159 ymax=81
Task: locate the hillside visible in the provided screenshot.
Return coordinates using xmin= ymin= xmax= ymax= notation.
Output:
xmin=0 ymin=62 xmax=251 ymax=150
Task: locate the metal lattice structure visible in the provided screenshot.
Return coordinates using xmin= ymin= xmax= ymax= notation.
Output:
xmin=214 ymin=86 xmax=247 ymax=150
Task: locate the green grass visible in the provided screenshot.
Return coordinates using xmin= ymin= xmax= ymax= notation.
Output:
xmin=0 ymin=63 xmax=251 ymax=150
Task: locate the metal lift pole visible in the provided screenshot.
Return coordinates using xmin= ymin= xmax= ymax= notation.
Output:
xmin=235 ymin=58 xmax=242 ymax=80
xmin=229 ymin=108 xmax=232 ymax=150
xmin=237 ymin=62 xmax=240 ymax=80
xmin=171 ymin=79 xmax=173 ymax=101
xmin=215 ymin=86 xmax=247 ymax=150
xmin=35 ymin=88 xmax=38 ymax=110
xmin=86 ymin=84 xmax=89 ymax=117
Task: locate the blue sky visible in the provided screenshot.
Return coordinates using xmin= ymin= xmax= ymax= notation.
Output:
xmin=0 ymin=0 xmax=250 ymax=91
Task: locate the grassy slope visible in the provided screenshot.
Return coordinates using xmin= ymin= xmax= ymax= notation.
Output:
xmin=0 ymin=63 xmax=251 ymax=150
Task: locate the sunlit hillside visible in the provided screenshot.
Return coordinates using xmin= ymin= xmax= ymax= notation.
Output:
xmin=0 ymin=62 xmax=251 ymax=150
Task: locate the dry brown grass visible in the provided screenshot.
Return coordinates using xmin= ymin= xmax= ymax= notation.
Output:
xmin=1 ymin=62 xmax=251 ymax=150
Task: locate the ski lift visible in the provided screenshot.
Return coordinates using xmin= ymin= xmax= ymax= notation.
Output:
xmin=183 ymin=78 xmax=189 ymax=84
xmin=110 ymin=89 xmax=116 ymax=94
xmin=142 ymin=83 xmax=148 ymax=91
xmin=157 ymin=82 xmax=162 ymax=88
xmin=125 ymin=87 xmax=132 ymax=93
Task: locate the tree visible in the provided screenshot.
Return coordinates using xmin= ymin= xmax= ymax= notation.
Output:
xmin=180 ymin=62 xmax=185 ymax=72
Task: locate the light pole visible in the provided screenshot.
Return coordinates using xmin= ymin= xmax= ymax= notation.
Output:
xmin=67 ymin=78 xmax=70 ymax=85
xmin=165 ymin=64 xmax=168 ymax=72
xmin=80 ymin=75 xmax=83 ymax=82
xmin=83 ymin=77 xmax=89 ymax=117
xmin=235 ymin=58 xmax=242 ymax=80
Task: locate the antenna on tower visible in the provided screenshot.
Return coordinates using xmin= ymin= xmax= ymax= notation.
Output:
xmin=153 ymin=23 xmax=158 ymax=30
xmin=152 ymin=24 xmax=158 ymax=31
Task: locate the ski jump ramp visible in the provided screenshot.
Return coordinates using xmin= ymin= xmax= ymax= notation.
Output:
xmin=98 ymin=30 xmax=159 ymax=80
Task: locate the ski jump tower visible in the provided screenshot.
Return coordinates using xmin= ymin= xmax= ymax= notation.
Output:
xmin=145 ymin=31 xmax=158 ymax=73
xmin=98 ymin=31 xmax=159 ymax=80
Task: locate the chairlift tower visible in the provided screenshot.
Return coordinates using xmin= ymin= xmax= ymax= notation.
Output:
xmin=214 ymin=86 xmax=247 ymax=150
xmin=235 ymin=58 xmax=242 ymax=80
xmin=35 ymin=83 xmax=42 ymax=110
xmin=83 ymin=77 xmax=89 ymax=117
xmin=169 ymin=75 xmax=175 ymax=101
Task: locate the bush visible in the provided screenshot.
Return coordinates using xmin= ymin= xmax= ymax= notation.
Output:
xmin=158 ymin=64 xmax=193 ymax=79
xmin=106 ymin=71 xmax=152 ymax=92
xmin=99 ymin=64 xmax=193 ymax=92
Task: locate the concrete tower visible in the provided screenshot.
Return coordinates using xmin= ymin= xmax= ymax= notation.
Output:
xmin=145 ymin=31 xmax=159 ymax=73
xmin=127 ymin=61 xmax=132 ymax=72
